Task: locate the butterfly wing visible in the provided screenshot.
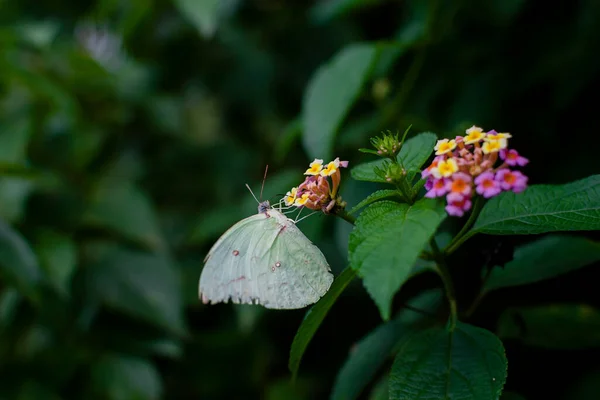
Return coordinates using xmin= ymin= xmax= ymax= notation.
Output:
xmin=198 ymin=209 xmax=333 ymax=309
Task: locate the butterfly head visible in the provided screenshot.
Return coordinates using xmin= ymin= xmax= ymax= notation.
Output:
xmin=258 ymin=200 xmax=271 ymax=214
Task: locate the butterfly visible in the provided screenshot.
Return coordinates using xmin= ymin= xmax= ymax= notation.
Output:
xmin=198 ymin=182 xmax=334 ymax=309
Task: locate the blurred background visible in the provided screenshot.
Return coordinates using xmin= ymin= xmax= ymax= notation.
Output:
xmin=1 ymin=0 xmax=600 ymax=399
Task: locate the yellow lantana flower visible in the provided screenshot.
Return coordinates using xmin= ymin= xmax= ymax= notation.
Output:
xmin=463 ymin=126 xmax=486 ymax=144
xmin=431 ymin=158 xmax=458 ymax=178
xmin=304 ymin=159 xmax=324 ymax=175
xmin=434 ymin=139 xmax=457 ymax=155
xmin=284 ymin=187 xmax=298 ymax=206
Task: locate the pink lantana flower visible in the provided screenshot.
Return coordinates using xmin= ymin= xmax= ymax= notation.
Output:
xmin=445 ymin=192 xmax=472 ymax=217
xmin=475 ymin=171 xmax=502 ymax=198
xmin=425 ymin=178 xmax=450 ymax=198
xmin=421 ymin=125 xmax=529 ymax=217
xmin=500 ymin=149 xmax=529 ymax=167
xmin=496 ymin=169 xmax=528 ymax=193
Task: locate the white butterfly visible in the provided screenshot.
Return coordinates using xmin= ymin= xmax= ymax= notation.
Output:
xmin=198 ymin=198 xmax=334 ymax=309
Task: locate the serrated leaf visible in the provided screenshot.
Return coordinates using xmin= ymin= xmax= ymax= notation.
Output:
xmin=331 ymin=290 xmax=442 ymax=400
xmin=483 ymin=235 xmax=600 ymax=293
xmin=389 ymin=322 xmax=507 ymax=400
xmin=84 ymin=180 xmax=163 ymax=249
xmin=289 ymin=267 xmax=357 ymax=379
xmin=348 ymin=189 xmax=401 ymax=215
xmin=0 ymin=219 xmax=42 ymax=300
xmin=471 ymin=175 xmax=600 ymax=235
xmin=302 ymin=44 xmax=378 ymax=160
xmin=349 ymin=199 xmax=446 ymax=320
xmin=351 ymin=132 xmax=437 ymax=183
xmin=497 ymin=304 xmax=600 ymax=349
xmin=85 ymin=247 xmax=186 ymax=335
xmin=35 ymin=230 xmax=78 ymax=296
xmin=90 ymin=355 xmax=162 ymax=400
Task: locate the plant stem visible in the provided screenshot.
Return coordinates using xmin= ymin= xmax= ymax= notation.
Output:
xmin=430 ymin=237 xmax=458 ymax=330
xmin=333 ymin=207 xmax=356 ymax=225
xmin=444 ymin=195 xmax=483 ymax=255
xmin=463 ymin=266 xmax=493 ymax=318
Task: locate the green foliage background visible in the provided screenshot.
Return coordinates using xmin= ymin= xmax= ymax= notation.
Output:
xmin=1 ymin=0 xmax=599 ymax=399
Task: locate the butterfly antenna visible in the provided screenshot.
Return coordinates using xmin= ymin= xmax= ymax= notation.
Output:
xmin=259 ymin=165 xmax=269 ymax=201
xmin=245 ymin=184 xmax=260 ymax=204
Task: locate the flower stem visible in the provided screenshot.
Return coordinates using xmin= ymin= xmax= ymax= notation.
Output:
xmin=333 ymin=207 xmax=356 ymax=225
xmin=430 ymin=237 xmax=458 ymax=330
xmin=444 ymin=195 xmax=484 ymax=255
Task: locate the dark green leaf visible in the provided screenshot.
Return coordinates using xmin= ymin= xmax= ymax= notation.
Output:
xmin=472 ymin=175 xmax=600 ymax=235
xmin=497 ymin=304 xmax=600 ymax=349
xmin=90 ymin=355 xmax=162 ymax=400
xmin=85 ymin=247 xmax=186 ymax=335
xmin=348 ymin=189 xmax=401 ymax=215
xmin=289 ymin=267 xmax=357 ymax=378
xmin=275 ymin=117 xmax=302 ymax=163
xmin=302 ymin=44 xmax=378 ymax=160
xmin=351 ymin=132 xmax=437 ymax=183
xmin=0 ymin=178 xmax=34 ymax=222
xmin=331 ymin=290 xmax=442 ymax=400
xmin=368 ymin=375 xmax=389 ymax=400
xmin=484 ymin=235 xmax=600 ymax=292
xmin=174 ymin=0 xmax=221 ymax=38
xmin=309 ymin=0 xmax=384 ymax=23
xmin=0 ymin=117 xmax=32 ymax=165
xmin=390 ymin=322 xmax=507 ymax=400
xmin=84 ymin=180 xmax=163 ymax=250
xmin=35 ymin=229 xmax=77 ymax=296
xmin=349 ymin=199 xmax=446 ymax=320
xmin=0 ymin=219 xmax=42 ymax=300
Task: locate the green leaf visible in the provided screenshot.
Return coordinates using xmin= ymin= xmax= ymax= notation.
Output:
xmin=302 ymin=44 xmax=378 ymax=161
xmin=389 ymin=322 xmax=507 ymax=400
xmin=85 ymin=247 xmax=186 ymax=335
xmin=0 ymin=117 xmax=32 ymax=165
xmin=483 ymin=235 xmax=600 ymax=293
xmin=351 ymin=132 xmax=437 ymax=183
xmin=0 ymin=178 xmax=34 ymax=222
xmin=174 ymin=0 xmax=225 ymax=38
xmin=288 ymin=267 xmax=357 ymax=379
xmin=275 ymin=117 xmax=302 ymax=163
xmin=0 ymin=219 xmax=42 ymax=300
xmin=497 ymin=304 xmax=600 ymax=349
xmin=309 ymin=0 xmax=384 ymax=23
xmin=84 ymin=180 xmax=163 ymax=250
xmin=349 ymin=199 xmax=446 ymax=320
xmin=90 ymin=355 xmax=162 ymax=400
xmin=471 ymin=175 xmax=600 ymax=235
xmin=348 ymin=189 xmax=401 ymax=215
xmin=35 ymin=230 xmax=78 ymax=296
xmin=368 ymin=375 xmax=389 ymax=400
xmin=331 ymin=290 xmax=442 ymax=400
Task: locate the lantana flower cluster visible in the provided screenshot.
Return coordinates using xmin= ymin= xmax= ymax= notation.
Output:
xmin=422 ymin=126 xmax=529 ymax=217
xmin=283 ymin=157 xmax=349 ymax=213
